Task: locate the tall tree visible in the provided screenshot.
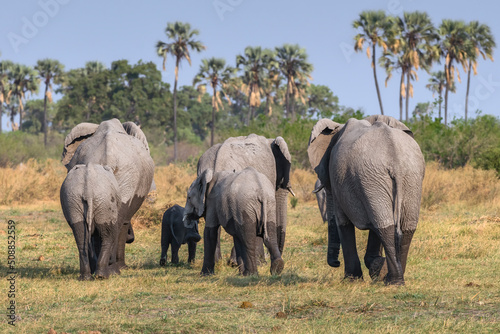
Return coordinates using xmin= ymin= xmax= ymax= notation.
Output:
xmin=236 ymin=46 xmax=267 ymax=124
xmin=0 ymin=59 xmax=13 ymax=134
xmin=261 ymin=49 xmax=281 ymax=117
xmin=156 ymin=21 xmax=205 ymax=162
xmin=275 ymin=44 xmax=313 ymax=119
xmin=35 ymin=59 xmax=65 ymax=146
xmin=395 ymin=11 xmax=439 ymax=121
xmin=464 ymin=21 xmax=496 ymax=122
xmin=353 ymin=10 xmax=391 ymax=115
xmin=193 ymin=57 xmax=235 ymax=147
xmin=426 ymin=71 xmax=455 ymax=120
xmin=10 ymin=64 xmax=39 ymax=131
xmin=439 ymin=20 xmax=471 ymax=126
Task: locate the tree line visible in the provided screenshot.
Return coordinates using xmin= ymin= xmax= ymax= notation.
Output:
xmin=353 ymin=10 xmax=495 ymax=125
xmin=0 ymin=13 xmax=498 ymax=173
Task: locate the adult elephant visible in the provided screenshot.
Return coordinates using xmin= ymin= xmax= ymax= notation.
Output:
xmin=308 ymin=115 xmax=425 ymax=285
xmin=61 ymin=119 xmax=155 ymax=271
xmin=197 ymin=134 xmax=293 ymax=262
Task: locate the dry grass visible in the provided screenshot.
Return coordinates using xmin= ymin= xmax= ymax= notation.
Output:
xmin=0 ymin=161 xmax=499 ymax=333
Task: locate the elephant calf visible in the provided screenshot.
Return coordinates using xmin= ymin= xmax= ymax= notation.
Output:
xmin=60 ymin=163 xmax=121 ymax=280
xmin=160 ymin=205 xmax=201 ymax=266
xmin=184 ymin=167 xmax=285 ymax=276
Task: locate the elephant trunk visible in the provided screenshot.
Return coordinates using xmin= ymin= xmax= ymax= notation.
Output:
xmin=326 ymin=190 xmax=341 ymax=267
xmin=275 ymin=188 xmax=288 ymax=255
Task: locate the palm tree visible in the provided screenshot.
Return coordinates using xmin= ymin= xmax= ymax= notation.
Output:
xmin=395 ymin=11 xmax=439 ymax=121
xmin=156 ymin=22 xmax=205 ymax=162
xmin=261 ymin=49 xmax=281 ymax=116
xmin=0 ymin=59 xmax=13 ymax=134
xmin=193 ymin=58 xmax=235 ymax=147
xmin=439 ymin=20 xmax=471 ymax=126
xmin=35 ymin=59 xmax=65 ymax=146
xmin=353 ymin=10 xmax=391 ymax=115
xmin=10 ymin=64 xmax=39 ymax=131
xmin=84 ymin=61 xmax=106 ymax=75
xmin=426 ymin=71 xmax=455 ymax=120
xmin=464 ymin=21 xmax=496 ymax=122
xmin=275 ymin=44 xmax=313 ymax=119
xmin=236 ymin=46 xmax=267 ymax=124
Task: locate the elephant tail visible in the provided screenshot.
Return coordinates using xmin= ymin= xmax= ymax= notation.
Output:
xmin=392 ymin=176 xmax=403 ymax=257
xmin=260 ymin=199 xmax=270 ymax=242
xmin=86 ymin=198 xmax=94 ymax=236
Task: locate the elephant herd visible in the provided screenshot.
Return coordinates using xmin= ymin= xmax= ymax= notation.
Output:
xmin=60 ymin=115 xmax=425 ymax=286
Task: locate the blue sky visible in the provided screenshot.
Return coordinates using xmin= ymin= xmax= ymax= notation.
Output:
xmin=1 ymin=0 xmax=499 ymax=131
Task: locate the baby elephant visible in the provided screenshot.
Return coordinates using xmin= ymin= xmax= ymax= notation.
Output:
xmin=184 ymin=167 xmax=285 ymax=276
xmin=160 ymin=205 xmax=201 ymax=266
xmin=60 ymin=163 xmax=121 ymax=280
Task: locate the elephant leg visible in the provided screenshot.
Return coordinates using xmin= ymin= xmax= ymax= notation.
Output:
xmin=338 ymin=222 xmax=363 ymax=280
xmin=71 ymin=222 xmax=92 ymax=280
xmin=171 ymin=242 xmax=180 ymax=264
xmin=107 ymin=223 xmax=121 ymax=275
xmin=326 ymin=191 xmax=340 ymax=267
xmin=400 ymin=229 xmax=415 ymax=274
xmin=256 ymin=237 xmax=266 ymax=265
xmin=89 ymin=234 xmax=97 ymax=275
xmin=228 ymin=246 xmax=238 ymax=267
xmin=160 ymin=241 xmax=169 ymax=267
xmin=379 ymin=226 xmax=404 ymax=285
xmin=115 ymin=221 xmax=129 ymax=270
xmin=365 ymin=230 xmax=387 ymax=281
xmin=201 ymin=226 xmax=218 ymax=275
xmin=95 ymin=226 xmax=115 ymax=279
xmin=215 ymin=226 xmax=222 ymax=262
xmin=187 ymin=240 xmax=197 ymax=263
xmin=233 ymin=236 xmax=246 ymax=274
xmin=126 ymin=224 xmax=135 ymax=244
xmin=240 ymin=235 xmax=258 ymax=276
xmin=263 ymin=221 xmax=284 ymax=276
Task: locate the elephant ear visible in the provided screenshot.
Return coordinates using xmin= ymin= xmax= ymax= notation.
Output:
xmin=197 ymin=169 xmax=213 ymax=218
xmin=270 ymin=136 xmax=292 ymax=191
xmin=122 ymin=122 xmax=150 ymax=151
xmin=61 ymin=122 xmax=99 ymax=169
xmin=364 ymin=115 xmax=414 ymax=138
xmin=308 ymin=119 xmax=343 ymax=188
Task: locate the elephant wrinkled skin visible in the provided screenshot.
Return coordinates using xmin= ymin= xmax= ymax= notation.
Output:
xmin=184 ymin=167 xmax=284 ymax=276
xmin=61 ymin=119 xmax=154 ymax=274
xmin=308 ymin=115 xmax=425 ymax=285
xmin=197 ymin=134 xmax=293 ymax=264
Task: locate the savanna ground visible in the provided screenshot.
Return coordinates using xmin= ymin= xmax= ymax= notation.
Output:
xmin=0 ymin=160 xmax=499 ymax=333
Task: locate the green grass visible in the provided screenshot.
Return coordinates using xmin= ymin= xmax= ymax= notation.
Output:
xmin=0 ymin=203 xmax=499 ymax=333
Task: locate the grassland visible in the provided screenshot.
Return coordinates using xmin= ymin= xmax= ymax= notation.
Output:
xmin=0 ymin=161 xmax=499 ymax=333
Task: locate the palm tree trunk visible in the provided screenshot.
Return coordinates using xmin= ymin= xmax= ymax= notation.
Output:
xmin=285 ymin=78 xmax=290 ymax=119
xmin=372 ymin=45 xmax=384 ymax=115
xmin=246 ymin=92 xmax=252 ymax=125
xmin=465 ymin=61 xmax=471 ymax=123
xmin=0 ymin=102 xmax=3 ymax=134
xmin=18 ymin=103 xmax=22 ymax=131
xmin=399 ymin=71 xmax=404 ymax=121
xmin=43 ymin=81 xmax=49 ymax=147
xmin=265 ymin=94 xmax=271 ymax=116
xmin=444 ymin=64 xmax=449 ymax=126
xmin=438 ymin=89 xmax=442 ymax=120
xmin=211 ymin=85 xmax=216 ymax=147
xmin=405 ymin=70 xmax=410 ymax=121
xmin=173 ymin=59 xmax=179 ymax=163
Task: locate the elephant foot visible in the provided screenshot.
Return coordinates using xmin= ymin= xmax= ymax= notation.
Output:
xmin=384 ymin=276 xmax=405 ymax=286
xmin=188 ymin=257 xmax=195 ymax=264
xmin=78 ymin=274 xmax=94 ymax=281
xmin=95 ymin=271 xmax=110 ymax=280
xmin=270 ymin=258 xmax=284 ymax=275
xmin=108 ymin=263 xmax=121 ymax=275
xmin=159 ymin=258 xmax=166 ymax=267
xmin=369 ymin=257 xmax=388 ymax=282
xmin=227 ymin=257 xmax=239 ymax=268
xmin=342 ymin=275 xmax=363 ymax=282
xmin=327 ymin=258 xmax=341 ymax=268
xmin=116 ymin=261 xmax=129 ymax=270
xmin=200 ymin=270 xmax=214 ymax=276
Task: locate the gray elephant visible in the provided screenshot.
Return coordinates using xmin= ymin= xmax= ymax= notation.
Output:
xmin=61 ymin=119 xmax=155 ymax=271
xmin=184 ymin=167 xmax=285 ymax=276
xmin=308 ymin=115 xmax=425 ymax=285
xmin=60 ymin=163 xmax=121 ymax=280
xmin=314 ymin=179 xmax=328 ymax=223
xmin=160 ymin=205 xmax=201 ymax=265
xmin=197 ymin=134 xmax=293 ymax=263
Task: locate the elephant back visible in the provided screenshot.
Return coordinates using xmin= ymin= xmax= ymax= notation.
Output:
xmin=214 ymin=134 xmax=277 ymax=187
